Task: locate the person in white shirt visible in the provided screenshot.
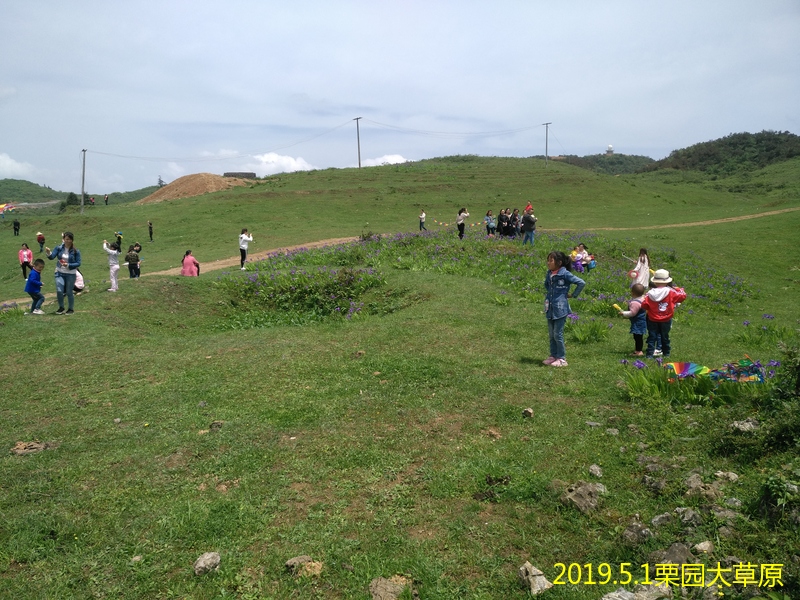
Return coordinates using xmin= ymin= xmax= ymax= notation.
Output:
xmin=239 ymin=228 xmax=254 ymax=270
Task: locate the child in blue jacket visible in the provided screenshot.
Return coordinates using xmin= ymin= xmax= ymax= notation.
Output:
xmin=543 ymin=251 xmax=585 ymax=367
xmin=24 ymin=258 xmax=46 ymax=315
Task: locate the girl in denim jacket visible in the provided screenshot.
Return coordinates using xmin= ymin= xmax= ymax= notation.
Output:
xmin=543 ymin=251 xmax=585 ymax=367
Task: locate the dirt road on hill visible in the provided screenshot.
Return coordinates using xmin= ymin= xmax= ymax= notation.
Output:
xmin=585 ymin=206 xmax=800 ymax=231
xmin=149 ymin=237 xmax=360 ymax=276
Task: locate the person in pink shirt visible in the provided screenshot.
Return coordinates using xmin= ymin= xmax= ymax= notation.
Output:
xmin=19 ymin=243 xmax=34 ymax=279
xmin=180 ymin=250 xmax=200 ymax=276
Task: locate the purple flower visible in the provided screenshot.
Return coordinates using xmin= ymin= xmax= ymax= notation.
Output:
xmin=633 ymin=360 xmax=646 ymax=369
xmin=607 ymin=323 xmax=614 ymax=329
xmin=743 ymin=321 xmax=750 ymax=326
xmin=767 ymin=360 xmax=781 ymax=367
xmin=762 ymin=313 xmax=775 ymax=320
xmin=768 ymin=370 xmax=775 ymax=378
xmin=567 ymin=313 xmax=579 ymax=322
xmin=620 ymin=359 xmax=629 ymax=365
xmin=656 ymin=357 xmax=663 ymax=366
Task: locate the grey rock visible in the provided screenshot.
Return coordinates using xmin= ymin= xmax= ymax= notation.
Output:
xmin=642 ymin=475 xmax=667 ymax=494
xmin=586 ymin=421 xmax=601 ymax=427
xmin=651 ymin=512 xmax=673 ymax=527
xmin=561 ymin=481 xmax=606 ymax=514
xmin=522 ymin=408 xmax=534 ymax=418
xmin=648 ymin=542 xmax=695 ymax=567
xmin=637 ymin=454 xmax=660 ymax=465
xmin=113 ymin=418 xmax=121 ymax=424
xmin=517 ymin=562 xmax=553 ymax=595
xmin=693 ymin=540 xmax=714 ymax=554
xmin=730 ymin=417 xmax=760 ymax=432
xmin=210 ymin=420 xmax=224 ymax=431
xmin=627 ymin=424 xmax=640 ymax=435
xmin=198 ymin=401 xmax=207 ymax=407
xmin=718 ymin=526 xmax=734 ymax=538
xmin=645 ymin=463 xmax=664 ymax=473
xmin=684 ymin=473 xmax=723 ymax=501
xmin=606 ymin=428 xmax=620 ymax=436
xmin=725 ymin=497 xmax=743 ymax=508
xmin=622 ymin=515 xmax=653 ymax=545
xmin=633 ymin=583 xmax=673 ymax=599
xmin=285 ymin=555 xmax=313 ymax=572
xmin=636 ymin=442 xmax=650 ymax=450
xmin=589 ymin=464 xmax=603 ymax=478
xmin=600 ymin=588 xmax=636 ymax=600
xmin=193 ymin=552 xmax=221 ymax=576
xmin=714 ymin=470 xmax=739 ymax=482
xmin=674 ymin=507 xmax=703 ymax=526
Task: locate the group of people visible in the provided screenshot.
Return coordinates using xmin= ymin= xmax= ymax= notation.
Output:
xmin=447 ymin=201 xmax=540 ymax=243
xmin=542 ymin=247 xmax=687 ymax=367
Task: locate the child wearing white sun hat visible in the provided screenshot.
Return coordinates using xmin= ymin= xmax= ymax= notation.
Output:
xmin=641 ymin=269 xmax=687 ymax=359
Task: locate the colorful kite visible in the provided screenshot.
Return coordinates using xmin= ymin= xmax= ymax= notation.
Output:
xmin=664 ymin=362 xmax=711 ymax=379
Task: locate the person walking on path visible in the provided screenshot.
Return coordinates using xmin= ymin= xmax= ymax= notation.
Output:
xmin=24 ymin=258 xmax=46 ymax=315
xmin=103 ymin=240 xmax=121 ymax=292
xmin=521 ymin=208 xmax=537 ymax=245
xmin=45 ymin=231 xmax=81 ymax=315
xmin=181 ymin=250 xmax=200 ymax=276
xmin=419 ymin=209 xmax=427 ymax=231
xmin=36 ymin=232 xmax=45 ymax=252
xmin=13 ymin=219 xmax=20 ymax=236
xmin=456 ymin=208 xmax=469 ymax=240
xmin=19 ymin=243 xmax=33 ymax=279
xmin=104 ymin=194 xmax=109 ymax=205
xmin=239 ymin=228 xmax=253 ymax=270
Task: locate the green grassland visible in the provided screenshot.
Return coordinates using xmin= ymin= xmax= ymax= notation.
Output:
xmin=0 ymin=156 xmax=798 ymax=599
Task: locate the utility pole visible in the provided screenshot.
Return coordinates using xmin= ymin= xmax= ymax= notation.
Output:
xmin=354 ymin=117 xmax=362 ymax=168
xmin=542 ymin=123 xmax=551 ymax=168
xmin=80 ymin=149 xmax=87 ymax=214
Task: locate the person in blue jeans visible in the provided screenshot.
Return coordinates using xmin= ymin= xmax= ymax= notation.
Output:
xmin=45 ymin=231 xmax=81 ymax=315
xmin=543 ymin=251 xmax=585 ymax=367
xmin=24 ymin=259 xmax=46 ymax=314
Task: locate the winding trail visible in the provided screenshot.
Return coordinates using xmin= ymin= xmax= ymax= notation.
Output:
xmin=4 ymin=206 xmax=799 ymax=307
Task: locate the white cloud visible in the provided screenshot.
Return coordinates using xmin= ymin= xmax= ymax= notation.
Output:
xmin=0 ymin=153 xmax=34 ymax=178
xmin=0 ymin=86 xmax=17 ymax=100
xmin=360 ymin=154 xmax=409 ymax=168
xmin=246 ymin=153 xmax=316 ymax=177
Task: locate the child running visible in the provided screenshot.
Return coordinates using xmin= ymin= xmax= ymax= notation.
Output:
xmin=24 ymin=258 xmax=46 ymax=315
xmin=543 ymin=251 xmax=586 ymax=367
xmin=617 ymin=283 xmax=647 ymax=355
xmin=641 ymin=269 xmax=687 ymax=359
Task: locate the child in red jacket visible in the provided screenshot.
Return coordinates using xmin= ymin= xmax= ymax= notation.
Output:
xmin=641 ymin=269 xmax=687 ymax=359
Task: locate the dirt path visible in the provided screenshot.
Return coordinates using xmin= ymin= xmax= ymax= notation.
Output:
xmin=585 ymin=206 xmax=800 ymax=231
xmin=151 ymin=237 xmax=359 ymax=276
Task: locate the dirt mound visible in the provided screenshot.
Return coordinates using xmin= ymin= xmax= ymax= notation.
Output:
xmin=137 ymin=173 xmax=252 ymax=204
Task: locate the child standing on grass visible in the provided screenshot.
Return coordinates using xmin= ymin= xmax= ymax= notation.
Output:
xmin=642 ymin=269 xmax=686 ymax=359
xmin=103 ymin=240 xmax=121 ymax=292
xmin=617 ymin=283 xmax=647 ymax=355
xmin=24 ymin=258 xmax=46 ymax=315
xmin=632 ymin=248 xmax=651 ymax=290
xmin=543 ymin=251 xmax=585 ymax=367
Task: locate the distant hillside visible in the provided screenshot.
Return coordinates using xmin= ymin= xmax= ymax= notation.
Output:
xmin=552 ymin=153 xmax=655 ymax=175
xmin=646 ymin=130 xmax=800 ymax=175
xmin=0 ymin=179 xmax=159 ymax=205
xmin=0 ymin=179 xmax=69 ymax=202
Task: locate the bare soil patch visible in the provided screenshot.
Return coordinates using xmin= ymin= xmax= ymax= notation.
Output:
xmin=137 ymin=173 xmax=253 ymax=204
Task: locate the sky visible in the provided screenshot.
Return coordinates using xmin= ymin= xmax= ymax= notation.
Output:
xmin=1 ymin=1 xmax=798 ymax=193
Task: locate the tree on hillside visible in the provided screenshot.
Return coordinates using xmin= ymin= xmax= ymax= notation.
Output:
xmin=645 ymin=130 xmax=800 ymax=175
xmin=158 ymin=176 xmax=166 ymax=188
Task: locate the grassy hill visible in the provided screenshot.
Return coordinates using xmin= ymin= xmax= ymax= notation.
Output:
xmin=0 ymin=179 xmax=159 ymax=208
xmin=646 ymin=130 xmax=800 ymax=176
xmin=552 ymin=153 xmax=655 ymax=175
xmin=0 ymin=156 xmax=798 ymax=598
